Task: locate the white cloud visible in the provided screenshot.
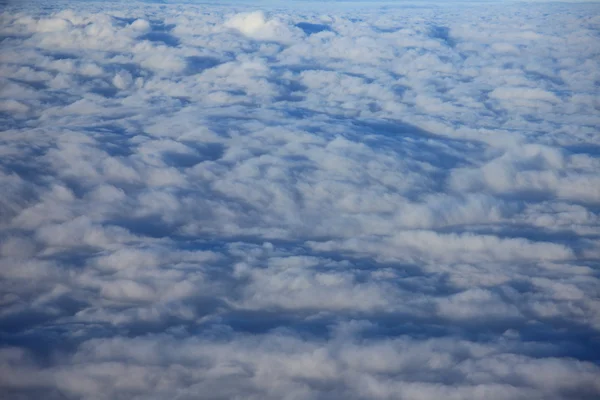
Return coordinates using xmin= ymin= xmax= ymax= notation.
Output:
xmin=224 ymin=10 xmax=304 ymax=43
xmin=0 ymin=1 xmax=599 ymax=399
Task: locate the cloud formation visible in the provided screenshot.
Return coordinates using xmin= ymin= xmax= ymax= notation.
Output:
xmin=1 ymin=1 xmax=599 ymax=399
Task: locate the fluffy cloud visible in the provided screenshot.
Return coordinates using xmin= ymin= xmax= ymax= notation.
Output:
xmin=1 ymin=1 xmax=599 ymax=399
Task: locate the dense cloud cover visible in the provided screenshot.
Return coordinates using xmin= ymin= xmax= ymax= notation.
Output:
xmin=1 ymin=0 xmax=600 ymax=399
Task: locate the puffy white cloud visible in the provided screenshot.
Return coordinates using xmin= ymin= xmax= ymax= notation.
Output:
xmin=0 ymin=1 xmax=599 ymax=399
xmin=224 ymin=10 xmax=304 ymax=43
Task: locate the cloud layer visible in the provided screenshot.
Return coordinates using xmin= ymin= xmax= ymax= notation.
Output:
xmin=1 ymin=1 xmax=599 ymax=399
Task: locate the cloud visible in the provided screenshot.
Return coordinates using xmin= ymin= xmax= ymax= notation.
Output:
xmin=224 ymin=10 xmax=303 ymax=43
xmin=0 ymin=1 xmax=599 ymax=399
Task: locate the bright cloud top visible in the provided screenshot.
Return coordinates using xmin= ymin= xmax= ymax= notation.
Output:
xmin=0 ymin=1 xmax=599 ymax=399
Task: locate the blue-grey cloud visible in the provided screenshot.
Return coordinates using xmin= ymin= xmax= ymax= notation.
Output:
xmin=1 ymin=1 xmax=599 ymax=399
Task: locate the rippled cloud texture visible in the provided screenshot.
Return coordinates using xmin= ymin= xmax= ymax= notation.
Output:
xmin=1 ymin=0 xmax=600 ymax=399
